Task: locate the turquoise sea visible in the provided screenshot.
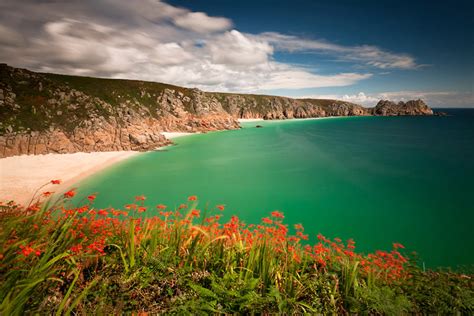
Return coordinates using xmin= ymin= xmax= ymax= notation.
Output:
xmin=75 ymin=109 xmax=474 ymax=269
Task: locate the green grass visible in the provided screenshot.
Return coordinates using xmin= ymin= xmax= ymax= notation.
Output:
xmin=0 ymin=188 xmax=472 ymax=314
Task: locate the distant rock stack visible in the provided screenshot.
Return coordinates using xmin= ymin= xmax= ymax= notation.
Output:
xmin=371 ymin=99 xmax=434 ymax=116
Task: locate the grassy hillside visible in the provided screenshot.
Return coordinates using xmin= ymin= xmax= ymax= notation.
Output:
xmin=44 ymin=73 xmax=196 ymax=115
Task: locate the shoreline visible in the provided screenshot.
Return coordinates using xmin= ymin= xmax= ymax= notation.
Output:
xmin=0 ymin=151 xmax=139 ymax=205
xmin=237 ymin=118 xmax=264 ymax=122
xmin=0 ymin=132 xmax=204 ymax=205
xmin=239 ymin=115 xmax=352 ymax=125
xmin=1 ymin=118 xmax=350 ymax=204
xmin=160 ymin=131 xmax=199 ymax=139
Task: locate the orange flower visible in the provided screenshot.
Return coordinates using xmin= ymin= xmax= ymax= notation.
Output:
xmin=51 ymin=179 xmax=61 ymax=185
xmin=64 ymin=190 xmax=76 ymax=198
xmin=216 ymin=204 xmax=225 ymax=211
xmin=271 ymin=210 xmax=284 ymax=219
xmin=70 ymin=244 xmax=83 ymax=254
xmin=262 ymin=217 xmax=273 ymax=224
xmin=188 ymin=195 xmax=197 ymax=201
xmin=135 ymin=195 xmax=146 ymax=201
xmin=19 ymin=245 xmax=36 ymax=257
xmin=156 ymin=204 xmax=167 ymax=210
xmin=294 ymin=223 xmax=304 ymax=230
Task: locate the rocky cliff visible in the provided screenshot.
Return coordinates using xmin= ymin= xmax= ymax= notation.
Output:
xmin=372 ymin=99 xmax=433 ymax=116
xmin=0 ymin=64 xmax=434 ymax=158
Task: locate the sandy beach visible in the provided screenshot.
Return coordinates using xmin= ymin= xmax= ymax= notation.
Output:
xmin=160 ymin=132 xmax=198 ymax=139
xmin=238 ymin=118 xmax=264 ymax=122
xmin=0 ymin=151 xmax=139 ymax=205
xmin=0 ymin=132 xmax=202 ymax=205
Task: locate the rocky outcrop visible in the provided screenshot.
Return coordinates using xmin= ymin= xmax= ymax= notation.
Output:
xmin=217 ymin=94 xmax=370 ymax=119
xmin=0 ymin=64 xmax=238 ymax=157
xmin=371 ymin=99 xmax=434 ymax=116
xmin=0 ymin=64 xmax=434 ymax=158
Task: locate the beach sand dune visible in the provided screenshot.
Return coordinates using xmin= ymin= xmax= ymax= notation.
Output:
xmin=0 ymin=151 xmax=138 ymax=205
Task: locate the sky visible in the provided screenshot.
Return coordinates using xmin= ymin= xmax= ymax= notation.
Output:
xmin=0 ymin=0 xmax=472 ymax=107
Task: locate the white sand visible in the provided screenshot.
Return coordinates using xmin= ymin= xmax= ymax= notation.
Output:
xmin=0 ymin=151 xmax=138 ymax=205
xmin=161 ymin=132 xmax=198 ymax=139
xmin=237 ymin=118 xmax=264 ymax=122
xmin=238 ymin=117 xmax=347 ymax=124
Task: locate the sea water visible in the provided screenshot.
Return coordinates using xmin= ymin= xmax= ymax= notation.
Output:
xmin=75 ymin=109 xmax=474 ymax=269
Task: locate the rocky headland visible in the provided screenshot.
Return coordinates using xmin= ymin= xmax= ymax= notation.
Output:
xmin=0 ymin=64 xmax=434 ymax=158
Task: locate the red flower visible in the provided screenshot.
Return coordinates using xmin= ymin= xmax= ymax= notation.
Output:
xmin=138 ymin=206 xmax=147 ymax=213
xmin=42 ymin=191 xmax=53 ymax=197
xmin=87 ymin=194 xmax=96 ymax=202
xmin=216 ymin=204 xmax=225 ymax=211
xmin=294 ymin=223 xmax=304 ymax=230
xmin=135 ymin=195 xmax=146 ymax=201
xmin=19 ymin=245 xmax=37 ymax=257
xmin=156 ymin=204 xmax=167 ymax=210
xmin=296 ymin=231 xmax=309 ymax=240
xmin=262 ymin=217 xmax=273 ymax=224
xmin=64 ymin=190 xmax=76 ymax=198
xmin=51 ymin=179 xmax=61 ymax=185
xmin=188 ymin=195 xmax=197 ymax=201
xmin=271 ymin=210 xmax=284 ymax=219
xmin=70 ymin=244 xmax=83 ymax=254
xmin=190 ymin=209 xmax=200 ymax=218
xmin=393 ymin=243 xmax=405 ymax=249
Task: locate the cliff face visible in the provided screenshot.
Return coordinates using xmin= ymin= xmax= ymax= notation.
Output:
xmin=0 ymin=64 xmax=434 ymax=158
xmin=217 ymin=94 xmax=369 ymax=119
xmin=372 ymin=99 xmax=433 ymax=116
xmin=0 ymin=64 xmax=239 ymax=157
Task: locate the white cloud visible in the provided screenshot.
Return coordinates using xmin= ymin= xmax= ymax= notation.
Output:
xmin=256 ymin=67 xmax=372 ymax=90
xmin=173 ymin=12 xmax=232 ymax=33
xmin=256 ymin=32 xmax=419 ymax=69
xmin=299 ymin=91 xmax=474 ymax=107
xmin=207 ymin=30 xmax=273 ymax=66
xmin=2 ymin=0 xmax=430 ymax=93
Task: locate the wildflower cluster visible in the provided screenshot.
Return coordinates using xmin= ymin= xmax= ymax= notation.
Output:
xmin=0 ymin=182 xmax=471 ymax=314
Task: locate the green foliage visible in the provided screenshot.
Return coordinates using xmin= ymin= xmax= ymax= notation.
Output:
xmin=350 ymin=285 xmax=412 ymax=314
xmin=0 ymin=196 xmax=472 ymax=314
xmin=401 ymin=269 xmax=474 ymax=314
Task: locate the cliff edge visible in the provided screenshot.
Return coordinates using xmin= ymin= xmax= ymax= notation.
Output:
xmin=0 ymin=64 xmax=434 ymax=158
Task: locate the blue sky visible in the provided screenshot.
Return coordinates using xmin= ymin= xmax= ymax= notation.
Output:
xmin=0 ymin=0 xmax=472 ymax=106
xmin=168 ymin=0 xmax=473 ymax=106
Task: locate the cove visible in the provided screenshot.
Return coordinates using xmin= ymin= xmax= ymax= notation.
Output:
xmin=75 ymin=110 xmax=474 ymax=269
